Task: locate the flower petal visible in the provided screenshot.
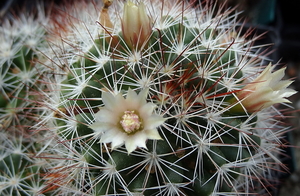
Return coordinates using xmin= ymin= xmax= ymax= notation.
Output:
xmin=111 ymin=134 xmax=126 ymax=150
xmin=139 ymin=102 xmax=155 ymax=117
xmin=89 ymin=122 xmax=112 ymax=133
xmin=144 ymin=115 xmax=165 ymax=129
xmin=144 ymin=128 xmax=162 ymax=140
xmin=126 ymin=88 xmax=148 ymax=108
xmin=100 ymin=127 xmax=126 ymax=150
xmin=102 ymin=91 xmax=125 ymax=111
xmin=94 ymin=108 xmax=119 ymax=123
xmin=272 ymin=80 xmax=293 ymax=91
xmin=125 ymin=132 xmax=148 ymax=154
xmin=125 ymin=140 xmax=138 ymax=154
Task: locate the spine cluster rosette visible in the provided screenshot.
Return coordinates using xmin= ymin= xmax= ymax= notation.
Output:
xmin=0 ymin=0 xmax=296 ymax=195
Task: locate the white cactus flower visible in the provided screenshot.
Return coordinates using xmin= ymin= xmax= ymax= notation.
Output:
xmin=90 ymin=88 xmax=165 ymax=154
xmin=232 ymin=63 xmax=296 ymax=113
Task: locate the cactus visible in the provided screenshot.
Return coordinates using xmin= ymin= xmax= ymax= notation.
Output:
xmin=0 ymin=0 xmax=297 ymax=195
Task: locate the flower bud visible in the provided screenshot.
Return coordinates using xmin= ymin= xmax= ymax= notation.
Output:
xmin=122 ymin=1 xmax=152 ymax=50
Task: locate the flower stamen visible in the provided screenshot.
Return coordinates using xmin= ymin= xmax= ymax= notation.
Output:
xmin=120 ymin=110 xmax=142 ymax=134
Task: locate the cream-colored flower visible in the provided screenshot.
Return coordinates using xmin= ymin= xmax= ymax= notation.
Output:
xmin=122 ymin=1 xmax=152 ymax=50
xmin=230 ymin=63 xmax=296 ymax=113
xmin=90 ymin=88 xmax=165 ymax=154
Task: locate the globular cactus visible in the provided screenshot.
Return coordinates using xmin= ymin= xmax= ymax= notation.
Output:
xmin=0 ymin=0 xmax=297 ymax=195
xmin=0 ymin=7 xmax=50 ymax=195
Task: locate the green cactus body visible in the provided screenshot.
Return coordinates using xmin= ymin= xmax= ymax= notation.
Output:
xmin=0 ymin=0 xmax=296 ymax=195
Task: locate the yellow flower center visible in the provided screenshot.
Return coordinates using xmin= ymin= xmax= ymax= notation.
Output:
xmin=120 ymin=111 xmax=142 ymax=134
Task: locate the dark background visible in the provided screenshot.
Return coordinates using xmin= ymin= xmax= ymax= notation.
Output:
xmin=1 ymin=0 xmax=299 ymax=64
